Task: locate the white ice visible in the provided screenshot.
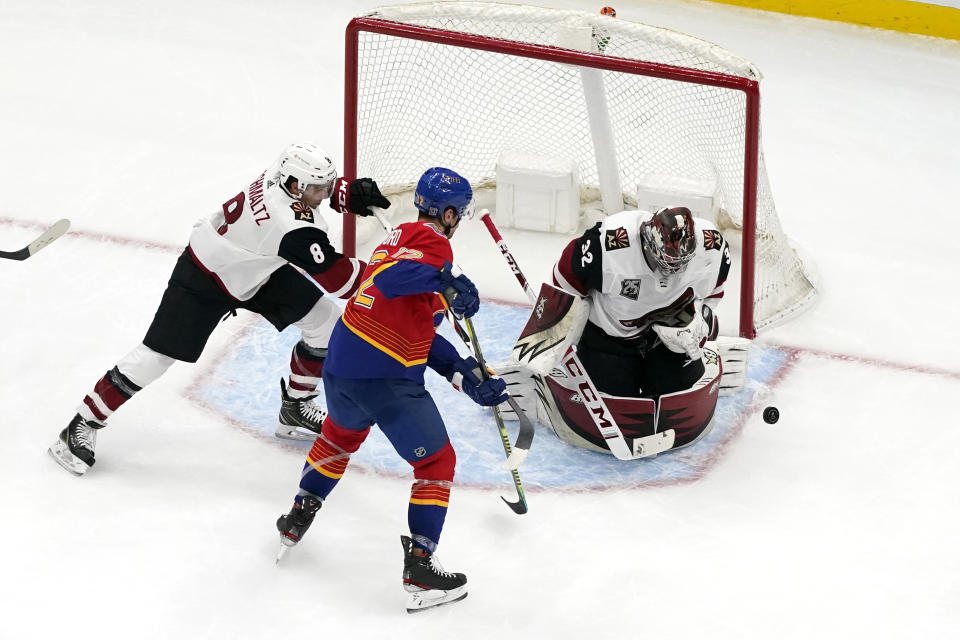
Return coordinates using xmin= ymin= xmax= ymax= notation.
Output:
xmin=1 ymin=1 xmax=958 ymax=638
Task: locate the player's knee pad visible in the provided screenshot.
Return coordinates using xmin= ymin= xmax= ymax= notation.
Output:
xmin=409 ymin=441 xmax=456 ymax=482
xmin=320 ymin=416 xmax=370 ymax=454
xmin=116 ymin=343 xmax=176 ymax=388
xmin=294 ymin=297 xmax=339 ymax=347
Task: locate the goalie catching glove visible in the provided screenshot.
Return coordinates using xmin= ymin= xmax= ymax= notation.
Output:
xmin=446 ymin=356 xmax=508 ymax=407
xmin=652 ymin=300 xmax=714 ymax=361
xmin=330 ymin=177 xmax=391 ymax=217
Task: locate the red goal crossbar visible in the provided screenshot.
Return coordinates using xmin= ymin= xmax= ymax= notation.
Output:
xmin=343 ymin=16 xmax=761 ymax=338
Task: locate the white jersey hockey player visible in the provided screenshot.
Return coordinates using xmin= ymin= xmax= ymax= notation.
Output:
xmin=551 ymin=206 xmax=730 ymax=398
xmin=49 ymin=142 xmax=391 ymax=476
xmin=500 ymin=206 xmax=734 ymax=459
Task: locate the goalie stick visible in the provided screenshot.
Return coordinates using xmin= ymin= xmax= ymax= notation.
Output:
xmin=479 ymin=210 xmax=537 ymax=303
xmin=1 ymin=218 xmax=71 ymax=261
xmin=371 ymin=208 xmax=531 ymax=513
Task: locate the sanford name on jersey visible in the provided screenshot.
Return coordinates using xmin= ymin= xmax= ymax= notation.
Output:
xmin=552 ymin=209 xmax=730 ymax=339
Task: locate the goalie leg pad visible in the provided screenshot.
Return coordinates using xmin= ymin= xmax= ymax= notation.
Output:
xmin=656 ymin=345 xmax=722 ymax=448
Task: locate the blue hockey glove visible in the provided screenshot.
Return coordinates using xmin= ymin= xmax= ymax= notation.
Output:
xmin=447 ymin=356 xmax=508 ymax=407
xmin=438 ymin=261 xmax=479 ymax=318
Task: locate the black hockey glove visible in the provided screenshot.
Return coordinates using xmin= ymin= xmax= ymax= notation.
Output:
xmin=447 ymin=356 xmax=508 ymax=407
xmin=437 ymin=261 xmax=479 ymax=318
xmin=330 ymin=177 xmax=391 ymax=217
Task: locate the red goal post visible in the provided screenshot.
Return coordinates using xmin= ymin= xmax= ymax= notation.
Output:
xmin=341 ymin=3 xmax=817 ymax=338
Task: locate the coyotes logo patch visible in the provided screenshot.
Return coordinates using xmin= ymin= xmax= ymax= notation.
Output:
xmin=291 ymin=201 xmax=314 ymax=222
xmin=605 ymin=227 xmax=630 ymax=250
xmin=703 ymin=229 xmax=724 ymax=251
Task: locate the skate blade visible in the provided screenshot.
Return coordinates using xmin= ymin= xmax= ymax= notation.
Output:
xmin=47 ymin=439 xmax=89 ymax=476
xmin=274 ymin=423 xmax=321 ymax=441
xmin=405 ymin=585 xmax=468 ymax=613
xmin=275 ymin=542 xmax=290 ymax=564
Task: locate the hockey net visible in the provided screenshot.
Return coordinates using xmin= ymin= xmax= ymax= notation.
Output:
xmin=343 ymin=2 xmax=818 ymax=337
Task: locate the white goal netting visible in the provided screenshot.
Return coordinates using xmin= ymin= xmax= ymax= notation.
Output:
xmin=347 ymin=2 xmax=817 ymax=335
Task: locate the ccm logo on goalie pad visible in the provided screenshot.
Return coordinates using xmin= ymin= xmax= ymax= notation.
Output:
xmin=563 ymin=359 xmax=616 ymax=436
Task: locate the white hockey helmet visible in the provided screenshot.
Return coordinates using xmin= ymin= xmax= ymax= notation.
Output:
xmin=278 ymin=142 xmax=337 ymax=197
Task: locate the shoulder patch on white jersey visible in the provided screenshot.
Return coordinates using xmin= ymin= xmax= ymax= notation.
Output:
xmin=605 ymin=226 xmax=630 ymax=250
xmin=291 ymin=201 xmax=314 ymax=223
xmin=702 ymin=229 xmax=724 ymax=251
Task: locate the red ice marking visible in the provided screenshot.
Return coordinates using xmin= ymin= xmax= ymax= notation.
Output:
xmin=772 ymin=344 xmax=960 ymax=382
xmin=27 ymin=217 xmax=955 ymax=489
xmin=0 ymin=217 xmax=182 ymax=254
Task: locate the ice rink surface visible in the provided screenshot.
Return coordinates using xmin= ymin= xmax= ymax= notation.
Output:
xmin=1 ymin=1 xmax=958 ymax=638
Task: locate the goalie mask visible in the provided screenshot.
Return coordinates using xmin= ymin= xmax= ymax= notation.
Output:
xmin=640 ymin=207 xmax=697 ymax=275
xmin=414 ymin=167 xmax=475 ymax=220
xmin=278 ymin=142 xmax=337 ymax=201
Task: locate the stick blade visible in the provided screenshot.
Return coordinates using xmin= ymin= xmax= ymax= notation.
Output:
xmin=31 ymin=219 xmax=71 ymax=255
xmin=501 ymin=495 xmax=528 ymax=514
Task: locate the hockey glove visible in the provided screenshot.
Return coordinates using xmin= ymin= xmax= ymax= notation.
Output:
xmin=652 ymin=300 xmax=710 ymax=361
xmin=438 ymin=261 xmax=479 ymax=318
xmin=330 ymin=177 xmax=391 ymax=217
xmin=447 ymin=356 xmax=509 ymax=407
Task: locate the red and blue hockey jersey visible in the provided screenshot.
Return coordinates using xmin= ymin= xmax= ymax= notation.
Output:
xmin=324 ymin=221 xmax=460 ymax=382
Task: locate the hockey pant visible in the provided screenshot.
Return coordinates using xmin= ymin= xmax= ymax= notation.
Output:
xmin=297 ymin=373 xmax=457 ymax=553
xmin=77 ymin=250 xmax=341 ymax=423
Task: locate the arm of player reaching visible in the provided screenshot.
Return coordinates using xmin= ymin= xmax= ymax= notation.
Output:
xmin=329 ymin=177 xmax=391 ymax=216
xmin=426 ymin=334 xmax=507 ymax=407
xmin=373 ymin=260 xmax=479 ymax=318
xmin=278 ymin=227 xmax=366 ymax=299
xmin=552 ymin=222 xmax=603 ymax=296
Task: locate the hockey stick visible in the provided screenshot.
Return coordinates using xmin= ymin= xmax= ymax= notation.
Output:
xmin=478 ymin=210 xmax=537 ymax=304
xmin=1 ymin=218 xmax=71 ymax=261
xmin=457 ymin=314 xmax=529 ymax=514
xmin=444 ymin=312 xmax=535 ymax=466
xmin=371 ymin=208 xmax=531 ymax=512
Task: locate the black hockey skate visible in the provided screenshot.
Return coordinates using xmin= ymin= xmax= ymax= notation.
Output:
xmin=276 ymin=379 xmax=327 ymax=441
xmin=48 ymin=414 xmax=104 ymax=476
xmin=401 ymin=535 xmax=468 ymax=613
xmin=275 ymin=495 xmax=322 ymax=562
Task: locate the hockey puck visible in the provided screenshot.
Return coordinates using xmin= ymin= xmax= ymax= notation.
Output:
xmin=763 ymin=406 xmax=780 ymax=424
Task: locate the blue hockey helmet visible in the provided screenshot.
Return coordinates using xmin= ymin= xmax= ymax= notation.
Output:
xmin=414 ymin=167 xmax=475 ymax=219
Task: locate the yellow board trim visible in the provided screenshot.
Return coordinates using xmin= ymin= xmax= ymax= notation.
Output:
xmin=702 ymin=0 xmax=960 ymax=40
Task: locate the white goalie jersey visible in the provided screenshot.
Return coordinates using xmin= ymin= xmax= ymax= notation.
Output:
xmin=188 ymin=170 xmax=360 ymax=301
xmin=552 ymin=209 xmax=731 ymax=339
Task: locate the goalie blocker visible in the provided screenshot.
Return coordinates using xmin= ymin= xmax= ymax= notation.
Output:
xmin=502 ymin=283 xmax=749 ymax=459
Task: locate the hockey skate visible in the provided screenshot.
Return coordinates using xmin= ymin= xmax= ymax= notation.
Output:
xmin=276 ymin=379 xmax=327 ymax=441
xmin=275 ymin=495 xmax=322 ymax=563
xmin=48 ymin=414 xmax=104 ymax=476
xmin=401 ymin=535 xmax=468 ymax=613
